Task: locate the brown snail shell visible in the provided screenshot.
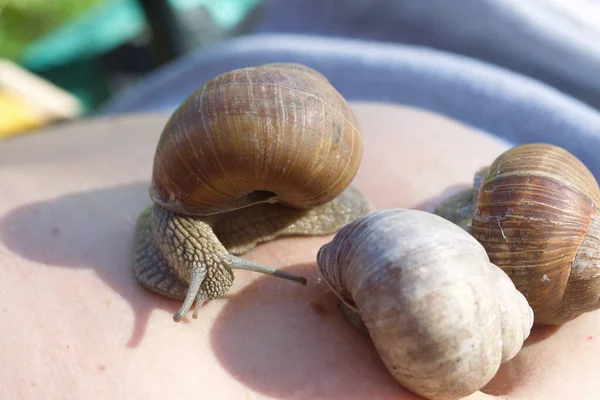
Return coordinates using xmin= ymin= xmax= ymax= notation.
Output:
xmin=472 ymin=143 xmax=600 ymax=325
xmin=317 ymin=208 xmax=533 ymax=400
xmin=150 ymin=62 xmax=363 ymax=216
xmin=436 ymin=143 xmax=600 ymax=325
xmin=133 ymin=63 xmax=372 ymax=322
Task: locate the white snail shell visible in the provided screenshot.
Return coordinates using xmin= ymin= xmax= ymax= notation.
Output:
xmin=317 ymin=209 xmax=534 ymax=400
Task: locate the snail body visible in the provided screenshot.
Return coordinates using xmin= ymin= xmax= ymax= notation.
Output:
xmin=435 ymin=143 xmax=600 ymax=325
xmin=133 ymin=63 xmax=372 ymax=322
xmin=317 ymin=209 xmax=533 ymax=400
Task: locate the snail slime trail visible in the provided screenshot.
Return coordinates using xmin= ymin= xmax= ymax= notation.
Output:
xmin=434 ymin=143 xmax=600 ymax=325
xmin=132 ymin=63 xmax=373 ymax=322
xmin=317 ymin=209 xmax=533 ymax=400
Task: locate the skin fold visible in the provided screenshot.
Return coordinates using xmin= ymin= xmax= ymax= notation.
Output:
xmin=0 ymin=102 xmax=599 ymax=400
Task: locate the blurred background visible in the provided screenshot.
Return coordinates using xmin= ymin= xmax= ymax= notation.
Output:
xmin=1 ymin=0 xmax=600 ymax=142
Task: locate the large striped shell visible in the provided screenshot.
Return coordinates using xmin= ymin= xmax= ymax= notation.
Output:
xmin=471 ymin=143 xmax=600 ymax=325
xmin=149 ymin=63 xmax=363 ymax=216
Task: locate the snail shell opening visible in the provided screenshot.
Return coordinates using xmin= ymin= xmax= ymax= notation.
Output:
xmin=149 ymin=63 xmax=363 ymax=216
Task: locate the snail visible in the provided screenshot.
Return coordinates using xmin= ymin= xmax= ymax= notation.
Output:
xmin=316 ymin=208 xmax=533 ymax=400
xmin=434 ymin=143 xmax=600 ymax=325
xmin=133 ymin=63 xmax=373 ymax=322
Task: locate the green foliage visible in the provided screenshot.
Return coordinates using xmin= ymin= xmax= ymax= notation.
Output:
xmin=0 ymin=0 xmax=103 ymax=60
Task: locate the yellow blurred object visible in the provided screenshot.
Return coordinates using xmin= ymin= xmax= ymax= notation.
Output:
xmin=0 ymin=90 xmax=47 ymax=137
xmin=0 ymin=60 xmax=83 ymax=138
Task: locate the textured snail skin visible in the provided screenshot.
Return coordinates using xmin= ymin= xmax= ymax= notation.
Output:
xmin=435 ymin=143 xmax=600 ymax=325
xmin=134 ymin=185 xmax=372 ymax=321
xmin=317 ymin=209 xmax=533 ymax=400
xmin=434 ymin=167 xmax=488 ymax=232
xmin=133 ymin=63 xmax=372 ymax=322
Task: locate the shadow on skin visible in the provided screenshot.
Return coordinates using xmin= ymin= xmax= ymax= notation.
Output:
xmin=481 ymin=324 xmax=562 ymax=396
xmin=209 ymin=262 xmax=421 ymax=400
xmin=210 ymin=258 xmax=556 ymax=399
xmin=0 ymin=182 xmax=182 ymax=348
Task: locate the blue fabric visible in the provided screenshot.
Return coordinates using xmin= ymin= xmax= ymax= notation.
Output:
xmin=100 ymin=34 xmax=600 ymax=179
xmin=255 ymin=0 xmax=600 ymax=111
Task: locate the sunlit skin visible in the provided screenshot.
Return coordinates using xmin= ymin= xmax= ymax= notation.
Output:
xmin=1 ymin=102 xmax=598 ymax=399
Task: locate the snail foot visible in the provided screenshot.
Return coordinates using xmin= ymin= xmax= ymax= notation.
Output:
xmin=133 ymin=206 xmax=188 ymax=300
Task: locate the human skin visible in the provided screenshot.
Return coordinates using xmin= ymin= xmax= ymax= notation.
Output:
xmin=0 ymin=102 xmax=599 ymax=400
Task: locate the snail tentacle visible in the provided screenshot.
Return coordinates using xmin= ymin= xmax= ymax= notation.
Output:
xmin=135 ymin=199 xmax=332 ymax=320
xmin=141 ymin=205 xmax=235 ymax=321
xmin=173 ymin=267 xmax=206 ymax=322
xmin=228 ymin=256 xmax=307 ymax=285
